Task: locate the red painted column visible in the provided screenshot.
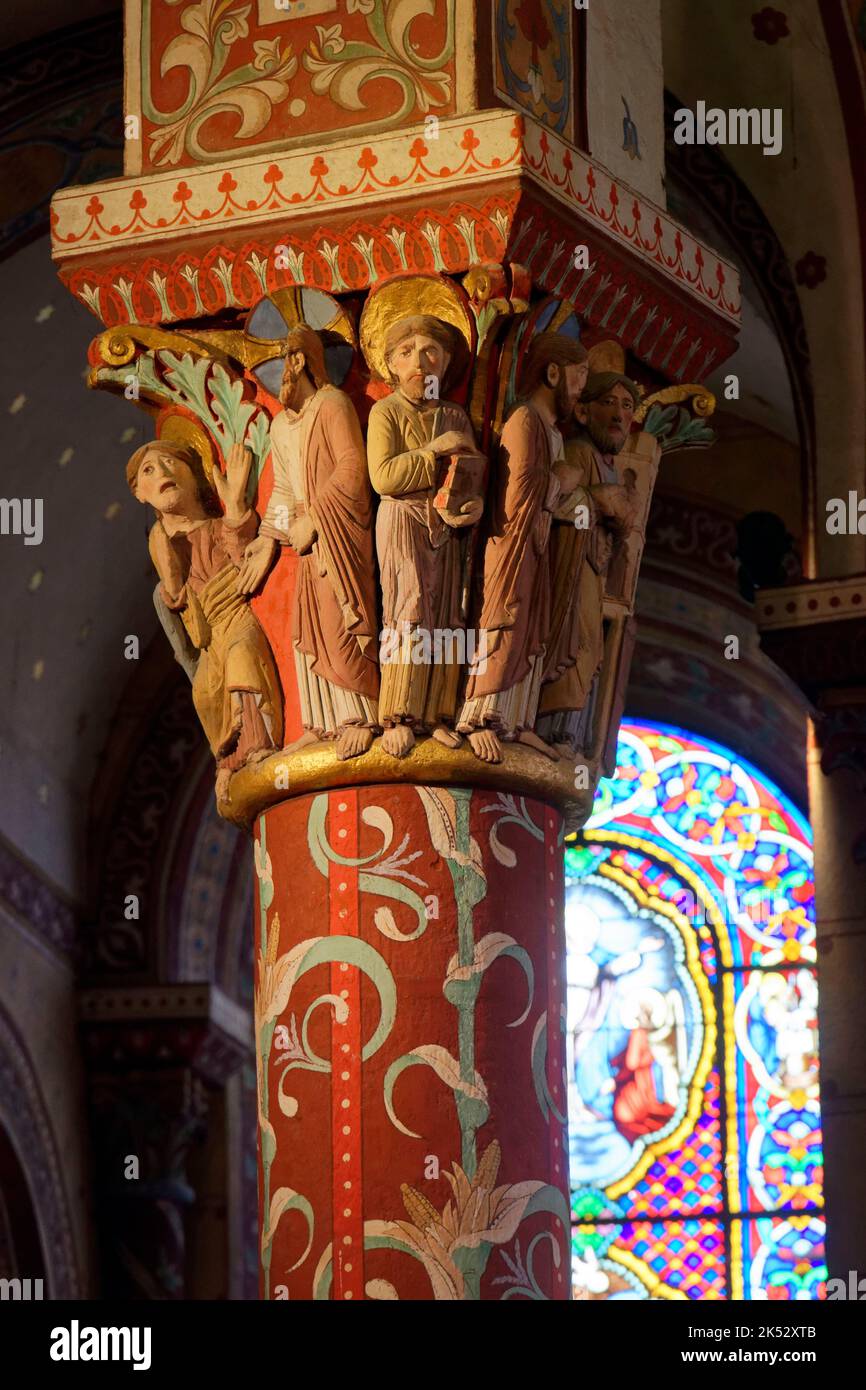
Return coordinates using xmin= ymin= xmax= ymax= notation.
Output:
xmin=253 ymin=783 xmax=571 ymax=1301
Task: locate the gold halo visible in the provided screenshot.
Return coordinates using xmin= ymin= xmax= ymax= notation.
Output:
xmin=587 ymin=339 xmax=626 ymax=375
xmin=359 ymin=274 xmax=475 ymax=383
xmin=158 ymin=413 xmax=216 ymax=489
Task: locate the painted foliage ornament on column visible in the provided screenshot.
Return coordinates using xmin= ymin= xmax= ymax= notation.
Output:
xmin=254 ymin=783 xmax=571 ymax=1301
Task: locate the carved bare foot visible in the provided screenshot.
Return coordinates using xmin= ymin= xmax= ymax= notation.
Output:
xmin=431 ymin=723 xmax=462 ymax=749
xmin=381 ymin=724 xmax=416 ymax=759
xmin=246 ymin=746 xmax=274 ymax=766
xmin=553 ymin=741 xmax=577 ymax=761
xmin=468 ymin=728 xmax=503 ymax=764
xmin=280 ymin=731 xmax=320 ymax=756
xmin=335 ymin=725 xmax=374 ymax=760
xmin=215 ymin=767 xmax=234 ymax=805
xmin=516 ymin=729 xmax=559 ymax=761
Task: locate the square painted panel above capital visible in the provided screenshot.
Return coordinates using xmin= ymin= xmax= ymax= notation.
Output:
xmin=127 ymin=0 xmax=465 ymax=177
xmin=493 ymin=0 xmax=582 ymax=144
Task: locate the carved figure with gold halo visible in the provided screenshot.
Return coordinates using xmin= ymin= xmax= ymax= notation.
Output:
xmin=362 ymin=282 xmax=486 ymax=760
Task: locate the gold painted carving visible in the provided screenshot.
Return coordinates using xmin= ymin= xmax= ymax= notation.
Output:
xmin=360 ymin=274 xmax=474 ymax=381
xmin=635 ymin=384 xmax=717 ymax=424
xmin=92 ymin=324 xmax=231 ymax=371
xmin=222 ymin=736 xmax=596 ymax=832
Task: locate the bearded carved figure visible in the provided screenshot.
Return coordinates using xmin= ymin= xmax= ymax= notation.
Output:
xmin=536 ymin=369 xmax=640 ymax=757
xmin=456 ymin=331 xmax=589 ymax=765
xmin=128 ymin=439 xmax=283 ymax=804
xmin=238 ymin=325 xmax=380 ymax=761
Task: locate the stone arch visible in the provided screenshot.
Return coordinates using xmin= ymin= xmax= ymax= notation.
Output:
xmin=0 ymin=1006 xmax=81 ymax=1297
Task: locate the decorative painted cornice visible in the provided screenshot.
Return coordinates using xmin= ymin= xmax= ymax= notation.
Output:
xmin=51 ymin=110 xmax=740 ymax=331
xmin=757 ymin=575 xmax=866 ymax=630
xmin=757 ymin=575 xmax=866 ymax=703
xmin=79 ymin=982 xmax=249 ymax=1034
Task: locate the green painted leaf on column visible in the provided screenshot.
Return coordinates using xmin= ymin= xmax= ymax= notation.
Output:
xmin=384 ymin=1045 xmax=489 ymax=1139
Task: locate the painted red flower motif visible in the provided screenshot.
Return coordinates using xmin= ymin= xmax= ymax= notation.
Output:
xmin=515 ymin=0 xmax=551 ymax=66
xmin=172 ymin=181 xmax=192 ymax=204
xmin=217 ymin=172 xmax=237 ymax=194
xmin=128 ymin=189 xmax=147 ymax=211
xmin=751 ymin=7 xmax=789 ymax=44
xmin=795 ymin=251 xmax=827 ymax=289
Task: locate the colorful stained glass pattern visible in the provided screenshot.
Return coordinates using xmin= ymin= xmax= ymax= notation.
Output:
xmin=571 ymin=1213 xmax=728 ymax=1300
xmin=626 ymin=1072 xmax=723 ymax=1219
xmin=589 ymin=722 xmax=816 ymax=968
xmin=566 ymin=720 xmax=825 ymax=1301
xmin=737 ymin=1213 xmax=826 ymax=1301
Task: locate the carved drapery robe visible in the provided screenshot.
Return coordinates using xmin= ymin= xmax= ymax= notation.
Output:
xmin=260 ymin=386 xmax=379 ymax=736
xmin=151 ymin=512 xmax=283 ymax=770
xmin=537 ymin=435 xmax=622 ymax=747
xmin=457 ymin=402 xmax=563 ymax=736
xmin=366 ymin=390 xmax=477 ymax=729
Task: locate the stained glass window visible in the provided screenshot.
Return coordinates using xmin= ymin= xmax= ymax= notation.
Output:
xmin=565 ymin=720 xmax=825 ymax=1300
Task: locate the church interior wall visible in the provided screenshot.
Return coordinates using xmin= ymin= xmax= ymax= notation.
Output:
xmin=0 ymin=907 xmax=92 ymax=1293
xmin=585 ymin=0 xmax=666 ymax=204
xmin=0 ymin=235 xmax=159 ymax=900
xmin=662 ymin=0 xmax=866 ymax=581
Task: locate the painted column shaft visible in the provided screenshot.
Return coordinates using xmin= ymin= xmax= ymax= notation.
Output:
xmin=253 ymin=784 xmax=571 ymax=1301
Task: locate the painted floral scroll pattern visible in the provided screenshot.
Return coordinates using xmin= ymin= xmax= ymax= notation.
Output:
xmin=307 ymin=793 xmax=431 ymax=941
xmin=143 ymin=0 xmax=303 ymax=167
xmin=368 ymin=787 xmax=568 ymax=1300
xmin=313 ymin=1139 xmax=567 ymax=1301
xmin=256 ymin=789 xmax=569 ymax=1300
xmin=304 ymin=1 xmax=454 ymax=121
xmin=254 ymin=817 xmax=398 ymax=1296
xmin=253 ymin=830 xmax=314 ymax=1298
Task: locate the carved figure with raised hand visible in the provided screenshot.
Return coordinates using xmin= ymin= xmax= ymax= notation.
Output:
xmin=128 ymin=438 xmax=283 ymax=806
xmin=366 ymin=312 xmax=485 ymax=759
xmin=237 ymin=325 xmax=380 ymax=761
xmin=456 ymin=332 xmax=588 ymax=765
xmin=537 ymin=365 xmax=641 ymax=757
